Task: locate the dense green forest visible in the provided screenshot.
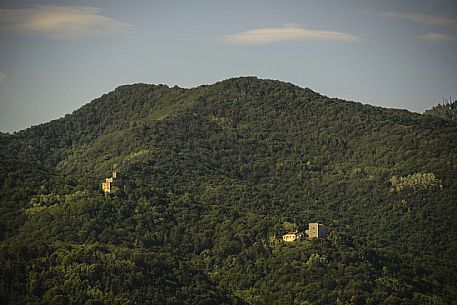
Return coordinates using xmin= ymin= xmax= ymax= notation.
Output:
xmin=424 ymin=100 xmax=457 ymax=122
xmin=1 ymin=77 xmax=456 ymax=304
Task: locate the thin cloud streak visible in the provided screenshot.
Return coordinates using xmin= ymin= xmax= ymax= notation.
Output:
xmin=380 ymin=12 xmax=457 ymax=26
xmin=419 ymin=32 xmax=457 ymax=42
xmin=0 ymin=72 xmax=5 ymax=83
xmin=0 ymin=6 xmax=130 ymax=39
xmin=218 ymin=24 xmax=361 ymax=45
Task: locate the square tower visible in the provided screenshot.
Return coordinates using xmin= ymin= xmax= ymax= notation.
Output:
xmin=305 ymin=223 xmax=328 ymax=239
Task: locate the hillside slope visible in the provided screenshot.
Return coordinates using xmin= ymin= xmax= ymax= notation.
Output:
xmin=424 ymin=100 xmax=457 ymax=122
xmin=1 ymin=77 xmax=457 ymax=304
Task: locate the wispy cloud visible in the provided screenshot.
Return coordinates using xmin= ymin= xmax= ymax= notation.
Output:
xmin=0 ymin=6 xmax=130 ymax=39
xmin=0 ymin=72 xmax=6 ymax=83
xmin=380 ymin=12 xmax=457 ymax=26
xmin=218 ymin=24 xmax=360 ymax=45
xmin=418 ymin=32 xmax=457 ymax=42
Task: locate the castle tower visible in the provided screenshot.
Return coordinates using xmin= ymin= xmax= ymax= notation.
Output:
xmin=305 ymin=223 xmax=328 ymax=239
xmin=102 ymin=172 xmax=117 ymax=193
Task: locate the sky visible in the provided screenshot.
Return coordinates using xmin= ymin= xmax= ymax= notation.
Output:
xmin=0 ymin=0 xmax=456 ymax=132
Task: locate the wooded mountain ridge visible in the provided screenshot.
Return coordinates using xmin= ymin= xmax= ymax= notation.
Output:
xmin=1 ymin=77 xmax=456 ymax=304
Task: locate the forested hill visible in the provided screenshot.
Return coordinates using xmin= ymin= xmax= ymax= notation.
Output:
xmin=1 ymin=77 xmax=457 ymax=304
xmin=424 ymin=100 xmax=457 ymax=122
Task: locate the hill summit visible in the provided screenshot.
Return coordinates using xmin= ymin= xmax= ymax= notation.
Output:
xmin=1 ymin=77 xmax=457 ymax=304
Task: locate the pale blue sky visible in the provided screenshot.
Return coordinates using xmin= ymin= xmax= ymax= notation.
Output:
xmin=0 ymin=0 xmax=456 ymax=132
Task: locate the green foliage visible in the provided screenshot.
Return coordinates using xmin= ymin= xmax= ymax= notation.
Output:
xmin=282 ymin=221 xmax=297 ymax=232
xmin=390 ymin=172 xmax=441 ymax=192
xmin=1 ymin=77 xmax=457 ymax=304
xmin=20 ymin=243 xmax=237 ymax=305
xmin=424 ymin=100 xmax=457 ymax=122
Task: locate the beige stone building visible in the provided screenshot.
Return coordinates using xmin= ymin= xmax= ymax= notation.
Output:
xmin=102 ymin=171 xmax=117 ymax=193
xmin=305 ymin=223 xmax=328 ymax=239
xmin=102 ymin=178 xmax=113 ymax=193
xmin=282 ymin=231 xmax=305 ymax=242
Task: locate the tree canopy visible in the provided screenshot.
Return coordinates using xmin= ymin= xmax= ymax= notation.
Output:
xmin=1 ymin=77 xmax=457 ymax=304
